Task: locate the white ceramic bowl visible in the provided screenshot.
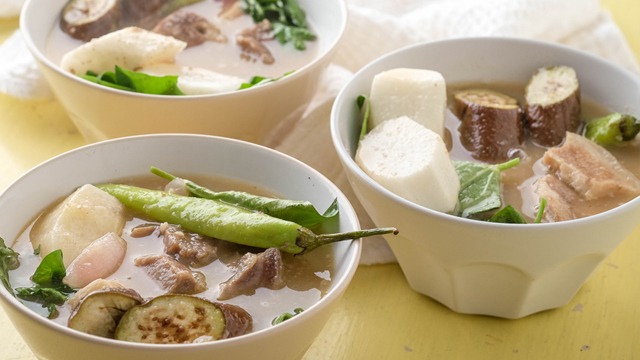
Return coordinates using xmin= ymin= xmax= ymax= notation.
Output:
xmin=331 ymin=37 xmax=640 ymax=319
xmin=20 ymin=0 xmax=346 ymax=143
xmin=0 ymin=134 xmax=361 ymax=360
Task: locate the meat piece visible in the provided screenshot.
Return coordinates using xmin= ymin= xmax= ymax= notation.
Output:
xmin=160 ymin=223 xmax=219 ymax=268
xmin=542 ymin=132 xmax=640 ymax=200
xmin=534 ymin=174 xmax=580 ymax=222
xmin=525 ymin=66 xmax=581 ymax=147
xmin=135 ymin=254 xmax=207 ymax=295
xmin=454 ymin=89 xmax=524 ymax=162
xmin=218 ymin=248 xmax=285 ymax=300
xmin=236 ymin=19 xmax=275 ymax=65
xmin=153 ymin=11 xmax=227 ymax=47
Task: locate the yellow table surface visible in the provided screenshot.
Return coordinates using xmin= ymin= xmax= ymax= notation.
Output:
xmin=2 ymin=2 xmax=640 ymax=359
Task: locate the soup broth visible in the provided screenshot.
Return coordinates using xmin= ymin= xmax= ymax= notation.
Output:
xmin=446 ymin=82 xmax=640 ymax=222
xmin=8 ymin=174 xmax=335 ymax=334
xmin=46 ymin=1 xmax=320 ymax=79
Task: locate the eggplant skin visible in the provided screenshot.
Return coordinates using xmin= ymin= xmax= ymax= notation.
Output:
xmin=60 ymin=0 xmax=123 ymax=41
xmin=525 ymin=94 xmax=581 ymax=147
xmin=67 ymin=288 xmax=144 ymax=338
xmin=454 ymin=89 xmax=524 ymax=162
xmin=524 ymin=66 xmax=582 ymax=147
xmin=114 ymin=294 xmax=252 ymax=344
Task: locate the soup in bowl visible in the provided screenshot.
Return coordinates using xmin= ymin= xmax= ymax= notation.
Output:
xmin=0 ymin=134 xmax=363 ymax=360
xmin=20 ymin=0 xmax=347 ymax=143
xmin=331 ymin=37 xmax=640 ymax=318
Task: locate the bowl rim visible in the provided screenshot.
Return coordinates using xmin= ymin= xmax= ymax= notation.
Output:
xmin=18 ymin=0 xmax=348 ymax=100
xmin=0 ymin=133 xmax=362 ymax=349
xmin=330 ymin=36 xmax=640 ymax=229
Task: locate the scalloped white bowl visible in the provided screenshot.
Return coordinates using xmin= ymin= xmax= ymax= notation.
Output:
xmin=20 ymin=0 xmax=346 ymax=143
xmin=330 ymin=37 xmax=640 ymax=319
xmin=0 ymin=134 xmax=361 ymax=360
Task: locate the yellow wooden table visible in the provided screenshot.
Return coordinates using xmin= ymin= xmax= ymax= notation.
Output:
xmin=2 ymin=2 xmax=640 ymax=359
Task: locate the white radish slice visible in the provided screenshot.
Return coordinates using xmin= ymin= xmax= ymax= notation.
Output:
xmin=61 ymin=26 xmax=187 ymax=75
xmin=356 ymin=116 xmax=460 ymax=213
xmin=64 ymin=232 xmax=127 ymax=289
xmin=369 ymin=68 xmax=447 ymax=138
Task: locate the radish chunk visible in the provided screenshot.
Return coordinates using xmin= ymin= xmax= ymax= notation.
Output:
xmin=356 ymin=116 xmax=460 ymax=213
xmin=64 ymin=232 xmax=127 ymax=289
xmin=369 ymin=68 xmax=447 ymax=138
xmin=30 ymin=184 xmax=127 ymax=267
xmin=61 ymin=27 xmax=187 ymax=75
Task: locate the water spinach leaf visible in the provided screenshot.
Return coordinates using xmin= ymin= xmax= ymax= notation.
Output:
xmin=15 ymin=249 xmax=75 ymax=318
xmin=242 ymin=0 xmax=316 ymax=50
xmin=454 ymin=158 xmax=520 ymax=218
xmin=0 ymin=237 xmax=20 ymax=297
xmin=82 ymin=66 xmax=184 ymax=95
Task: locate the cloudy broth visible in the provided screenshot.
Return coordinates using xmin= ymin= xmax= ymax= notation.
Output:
xmin=45 ymin=1 xmax=320 ymax=79
xmin=9 ymin=174 xmax=335 ymax=334
xmin=446 ymin=82 xmax=640 ymax=222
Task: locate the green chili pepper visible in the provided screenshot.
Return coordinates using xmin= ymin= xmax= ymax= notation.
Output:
xmin=584 ymin=112 xmax=640 ymax=146
xmin=150 ymin=166 xmax=338 ymax=229
xmin=96 ymin=184 xmax=397 ymax=254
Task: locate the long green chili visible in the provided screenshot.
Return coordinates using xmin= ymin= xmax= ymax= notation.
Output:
xmin=97 ymin=184 xmax=397 ymax=254
xmin=150 ymin=166 xmax=338 ymax=229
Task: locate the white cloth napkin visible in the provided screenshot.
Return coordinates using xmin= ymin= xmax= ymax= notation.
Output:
xmin=1 ymin=0 xmax=639 ymax=264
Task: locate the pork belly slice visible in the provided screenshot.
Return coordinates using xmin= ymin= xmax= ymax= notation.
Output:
xmin=542 ymin=132 xmax=640 ymax=200
xmin=218 ymin=248 xmax=285 ymax=300
xmin=135 ymin=254 xmax=207 ymax=295
xmin=160 ymin=223 xmax=219 ymax=268
xmin=534 ymin=174 xmax=580 ymax=222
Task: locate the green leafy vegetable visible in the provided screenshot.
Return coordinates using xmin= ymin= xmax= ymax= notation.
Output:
xmin=357 ymin=95 xmax=371 ymax=141
xmin=239 ymin=70 xmax=294 ymax=89
xmin=150 ymin=166 xmax=338 ymax=229
xmin=454 ymin=158 xmax=520 ymax=218
xmin=272 ymin=307 xmax=304 ymax=325
xmin=15 ymin=250 xmax=75 ymax=318
xmin=488 ymin=198 xmax=548 ymax=224
xmin=0 ymin=237 xmax=20 ymax=297
xmin=82 ymin=66 xmax=184 ymax=95
xmin=242 ymin=0 xmax=316 ymax=50
xmin=488 ymin=205 xmax=527 ymax=224
xmin=583 ymin=112 xmax=640 ymax=146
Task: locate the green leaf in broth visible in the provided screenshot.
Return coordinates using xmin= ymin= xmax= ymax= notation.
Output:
xmin=488 ymin=205 xmax=527 ymax=224
xmin=0 ymin=237 xmax=20 ymax=297
xmin=454 ymin=158 xmax=520 ymax=218
xmin=30 ymin=249 xmax=66 ymax=288
xmin=81 ymin=66 xmax=184 ymax=95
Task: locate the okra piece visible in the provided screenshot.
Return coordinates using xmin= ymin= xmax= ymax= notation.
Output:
xmin=584 ymin=112 xmax=640 ymax=146
xmin=96 ymin=184 xmax=397 ymax=254
xmin=150 ymin=166 xmax=338 ymax=229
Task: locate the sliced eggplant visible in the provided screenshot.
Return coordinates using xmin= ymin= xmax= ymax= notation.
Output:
xmin=60 ymin=0 xmax=123 ymax=41
xmin=114 ymin=294 xmax=252 ymax=344
xmin=68 ymin=288 xmax=144 ymax=338
xmin=454 ymin=89 xmax=524 ymax=162
xmin=524 ymin=65 xmax=581 ymax=147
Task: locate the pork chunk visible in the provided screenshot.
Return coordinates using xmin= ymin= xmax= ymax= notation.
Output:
xmin=534 ymin=174 xmax=580 ymax=222
xmin=160 ymin=223 xmax=219 ymax=268
xmin=218 ymin=248 xmax=285 ymax=300
xmin=135 ymin=254 xmax=207 ymax=295
xmin=542 ymin=132 xmax=640 ymax=200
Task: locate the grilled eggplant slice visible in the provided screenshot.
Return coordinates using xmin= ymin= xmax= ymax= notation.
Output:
xmin=524 ymin=65 xmax=581 ymax=147
xmin=114 ymin=294 xmax=252 ymax=344
xmin=454 ymin=88 xmax=524 ymax=162
xmin=60 ymin=0 xmax=122 ymax=41
xmin=68 ymin=287 xmax=144 ymax=338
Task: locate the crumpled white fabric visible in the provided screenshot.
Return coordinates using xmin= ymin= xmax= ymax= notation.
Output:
xmin=0 ymin=0 xmax=24 ymax=19
xmin=1 ymin=0 xmax=639 ymax=264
